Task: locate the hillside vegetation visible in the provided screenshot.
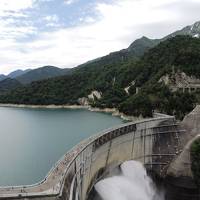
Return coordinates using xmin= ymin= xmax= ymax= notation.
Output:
xmin=0 ymin=36 xmax=199 ymax=119
xmin=0 ymin=78 xmax=22 ymax=94
xmin=16 ymin=66 xmax=69 ymax=84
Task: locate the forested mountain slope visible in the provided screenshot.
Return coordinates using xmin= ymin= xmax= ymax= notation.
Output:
xmin=8 ymin=69 xmax=32 ymax=79
xmin=0 ymin=36 xmax=199 ymax=119
xmin=16 ymin=66 xmax=69 ymax=84
xmin=0 ymin=78 xmax=22 ymax=94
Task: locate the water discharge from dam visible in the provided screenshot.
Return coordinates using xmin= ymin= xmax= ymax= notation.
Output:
xmin=95 ymin=160 xmax=164 ymax=200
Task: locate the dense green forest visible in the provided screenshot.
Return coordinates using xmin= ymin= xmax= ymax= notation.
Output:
xmin=0 ymin=78 xmax=22 ymax=94
xmin=0 ymin=36 xmax=200 ymax=119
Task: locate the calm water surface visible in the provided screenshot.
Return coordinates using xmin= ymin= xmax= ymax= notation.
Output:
xmin=0 ymin=107 xmax=124 ymax=186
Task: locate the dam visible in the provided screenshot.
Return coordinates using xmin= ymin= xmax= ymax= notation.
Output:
xmin=0 ymin=109 xmax=198 ymax=200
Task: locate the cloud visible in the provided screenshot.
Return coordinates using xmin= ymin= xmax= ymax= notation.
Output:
xmin=64 ymin=0 xmax=77 ymax=5
xmin=0 ymin=0 xmax=34 ymax=16
xmin=0 ymin=0 xmax=36 ymax=40
xmin=43 ymin=14 xmax=60 ymax=27
xmin=44 ymin=15 xmax=59 ymax=22
xmin=1 ymin=0 xmax=200 ymax=74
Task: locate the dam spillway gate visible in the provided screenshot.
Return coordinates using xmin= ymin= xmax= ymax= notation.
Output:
xmin=0 ymin=115 xmax=185 ymax=200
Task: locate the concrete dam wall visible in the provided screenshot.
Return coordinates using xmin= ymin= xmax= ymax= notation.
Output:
xmin=0 ymin=116 xmax=183 ymax=200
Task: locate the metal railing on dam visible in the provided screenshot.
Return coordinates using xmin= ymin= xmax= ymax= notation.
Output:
xmin=0 ymin=115 xmax=184 ymax=200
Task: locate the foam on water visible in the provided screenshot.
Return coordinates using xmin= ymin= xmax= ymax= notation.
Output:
xmin=95 ymin=160 xmax=164 ymax=200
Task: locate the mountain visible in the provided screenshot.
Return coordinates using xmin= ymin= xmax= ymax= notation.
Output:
xmin=75 ymin=35 xmax=160 ymax=71
xmin=127 ymin=36 xmax=160 ymax=57
xmin=7 ymin=69 xmax=32 ymax=79
xmin=1 ymin=21 xmax=200 ymax=118
xmin=16 ymin=66 xmax=70 ymax=84
xmin=164 ymin=21 xmax=200 ymax=39
xmin=0 ymin=35 xmax=199 ymax=119
xmin=0 ymin=74 xmax=7 ymax=81
xmin=118 ymin=35 xmax=199 ymax=118
xmin=0 ymin=66 xmax=69 ymax=93
xmin=126 ymin=20 xmax=200 ymax=56
xmin=76 ymin=21 xmax=200 ymax=72
xmin=0 ymin=66 xmax=70 ymax=85
xmin=0 ymin=78 xmax=22 ymax=94
xmin=2 ymin=20 xmax=200 ymax=84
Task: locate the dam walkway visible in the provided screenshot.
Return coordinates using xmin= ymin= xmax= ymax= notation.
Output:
xmin=0 ymin=115 xmax=184 ymax=200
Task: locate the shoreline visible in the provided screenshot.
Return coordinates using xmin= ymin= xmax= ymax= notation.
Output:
xmin=0 ymin=103 xmax=140 ymax=121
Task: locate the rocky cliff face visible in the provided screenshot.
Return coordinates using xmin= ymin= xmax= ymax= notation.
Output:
xmin=167 ymin=106 xmax=200 ymax=177
xmin=88 ymin=91 xmax=102 ymax=100
xmin=78 ymin=90 xmax=102 ymax=106
xmin=180 ymin=105 xmax=200 ymax=145
xmin=164 ymin=106 xmax=200 ymax=200
xmin=167 ymin=135 xmax=200 ymax=178
xmin=164 ymin=21 xmax=200 ymax=39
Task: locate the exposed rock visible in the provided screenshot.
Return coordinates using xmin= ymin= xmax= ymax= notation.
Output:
xmin=167 ymin=135 xmax=200 ymax=178
xmin=78 ymin=91 xmax=102 ymax=106
xmin=159 ymin=74 xmax=170 ymax=85
xmin=88 ymin=90 xmax=102 ymax=100
xmin=112 ymin=77 xmax=116 ymax=86
xmin=180 ymin=105 xmax=200 ymax=146
xmin=164 ymin=106 xmax=200 ymax=200
xmin=124 ymin=81 xmax=135 ymax=94
xmin=193 ymin=33 xmax=200 ymax=38
xmin=88 ymin=107 xmax=142 ymax=121
xmin=167 ymin=105 xmax=200 ymax=178
xmin=78 ymin=97 xmax=89 ymax=106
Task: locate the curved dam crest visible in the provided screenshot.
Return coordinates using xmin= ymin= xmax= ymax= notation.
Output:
xmin=0 ymin=112 xmax=183 ymax=200
xmin=0 ymin=107 xmax=124 ymax=186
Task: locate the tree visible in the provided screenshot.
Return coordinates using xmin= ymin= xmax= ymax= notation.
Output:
xmin=119 ymin=92 xmax=153 ymax=117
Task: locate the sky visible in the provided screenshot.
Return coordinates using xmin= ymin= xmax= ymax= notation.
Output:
xmin=0 ymin=0 xmax=200 ymax=74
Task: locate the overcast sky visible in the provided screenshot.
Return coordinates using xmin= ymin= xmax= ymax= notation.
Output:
xmin=0 ymin=0 xmax=200 ymax=74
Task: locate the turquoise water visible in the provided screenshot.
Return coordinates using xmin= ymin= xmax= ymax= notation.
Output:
xmin=0 ymin=107 xmax=124 ymax=186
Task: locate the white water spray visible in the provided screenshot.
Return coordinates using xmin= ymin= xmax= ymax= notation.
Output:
xmin=95 ymin=160 xmax=164 ymax=200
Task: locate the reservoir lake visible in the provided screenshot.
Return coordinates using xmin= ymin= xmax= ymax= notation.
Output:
xmin=0 ymin=107 xmax=124 ymax=186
